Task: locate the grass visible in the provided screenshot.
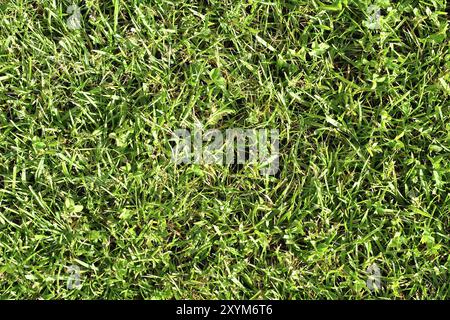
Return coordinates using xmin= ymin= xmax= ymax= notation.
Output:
xmin=0 ymin=0 xmax=449 ymax=299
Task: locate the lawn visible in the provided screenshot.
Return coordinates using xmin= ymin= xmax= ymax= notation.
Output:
xmin=0 ymin=0 xmax=449 ymax=299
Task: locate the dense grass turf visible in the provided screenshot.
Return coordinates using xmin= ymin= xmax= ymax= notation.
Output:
xmin=0 ymin=0 xmax=449 ymax=299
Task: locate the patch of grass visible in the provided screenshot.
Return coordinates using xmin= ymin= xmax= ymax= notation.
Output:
xmin=0 ymin=0 xmax=449 ymax=299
